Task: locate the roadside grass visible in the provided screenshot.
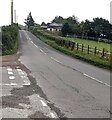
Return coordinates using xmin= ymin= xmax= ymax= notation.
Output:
xmin=29 ymin=26 xmax=111 ymax=69
xmin=67 ymin=38 xmax=111 ymax=52
xmin=35 ymin=34 xmax=111 ymax=70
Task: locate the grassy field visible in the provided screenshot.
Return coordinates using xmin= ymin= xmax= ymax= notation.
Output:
xmin=68 ymin=38 xmax=111 ymax=52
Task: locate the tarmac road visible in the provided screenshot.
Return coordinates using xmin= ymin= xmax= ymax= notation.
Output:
xmin=17 ymin=30 xmax=111 ymax=118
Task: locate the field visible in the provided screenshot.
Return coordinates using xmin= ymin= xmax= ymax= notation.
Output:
xmin=68 ymin=38 xmax=111 ymax=52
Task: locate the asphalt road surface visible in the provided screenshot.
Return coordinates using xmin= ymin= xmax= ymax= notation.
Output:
xmin=1 ymin=30 xmax=111 ymax=118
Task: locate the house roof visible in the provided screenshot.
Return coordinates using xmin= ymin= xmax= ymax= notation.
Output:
xmin=49 ymin=23 xmax=63 ymax=27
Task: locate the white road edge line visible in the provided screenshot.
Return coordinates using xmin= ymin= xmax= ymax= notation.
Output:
xmin=50 ymin=112 xmax=56 ymax=118
xmin=10 ymin=83 xmax=18 ymax=86
xmin=40 ymin=100 xmax=47 ymax=107
xmin=83 ymin=73 xmax=111 ymax=87
xmin=0 ymin=83 xmax=17 ymax=86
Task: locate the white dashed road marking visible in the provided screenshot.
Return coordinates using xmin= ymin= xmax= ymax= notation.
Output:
xmin=40 ymin=100 xmax=47 ymax=107
xmin=40 ymin=49 xmax=47 ymax=55
xmin=51 ymin=57 xmax=62 ymax=64
xmin=8 ymin=71 xmax=13 ymax=75
xmin=17 ymin=69 xmax=22 ymax=72
xmin=7 ymin=68 xmax=12 ymax=71
xmin=9 ymin=76 xmax=15 ymax=80
xmin=83 ymin=73 xmax=111 ymax=87
xmin=23 ymin=82 xmax=30 ymax=86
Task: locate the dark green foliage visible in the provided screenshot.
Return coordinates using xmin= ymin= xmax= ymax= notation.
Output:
xmin=52 ymin=16 xmax=112 ymax=41
xmin=24 ymin=12 xmax=35 ymax=28
xmin=2 ymin=24 xmax=19 ymax=55
xmin=61 ymin=22 xmax=75 ymax=37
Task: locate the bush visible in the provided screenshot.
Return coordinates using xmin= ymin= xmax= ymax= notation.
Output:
xmin=2 ymin=24 xmax=19 ymax=55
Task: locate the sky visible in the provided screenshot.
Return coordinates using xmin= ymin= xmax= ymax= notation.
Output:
xmin=0 ymin=0 xmax=111 ymax=26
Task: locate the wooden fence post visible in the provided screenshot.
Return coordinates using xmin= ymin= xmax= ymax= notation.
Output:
xmin=94 ymin=47 xmax=97 ymax=55
xmin=71 ymin=42 xmax=75 ymax=50
xmin=102 ymin=48 xmax=105 ymax=58
xmin=82 ymin=44 xmax=84 ymax=52
xmin=68 ymin=41 xmax=71 ymax=48
xmin=63 ymin=40 xmax=65 ymax=46
xmin=87 ymin=45 xmax=89 ymax=54
xmin=77 ymin=43 xmax=79 ymax=51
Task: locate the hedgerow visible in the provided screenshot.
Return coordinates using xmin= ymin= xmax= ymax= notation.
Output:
xmin=2 ymin=24 xmax=19 ymax=55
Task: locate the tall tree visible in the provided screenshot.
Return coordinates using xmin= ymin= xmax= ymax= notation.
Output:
xmin=24 ymin=12 xmax=35 ymax=28
xmin=61 ymin=22 xmax=75 ymax=37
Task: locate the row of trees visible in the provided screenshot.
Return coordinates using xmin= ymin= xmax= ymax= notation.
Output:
xmin=52 ymin=16 xmax=112 ymax=40
xmin=24 ymin=13 xmax=112 ymax=40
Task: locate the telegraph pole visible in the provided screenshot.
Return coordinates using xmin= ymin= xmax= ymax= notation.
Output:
xmin=110 ymin=1 xmax=112 ymax=24
xmin=11 ymin=0 xmax=13 ymax=25
xmin=14 ymin=9 xmax=16 ymax=23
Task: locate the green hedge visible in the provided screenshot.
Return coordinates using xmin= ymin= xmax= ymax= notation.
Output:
xmin=2 ymin=24 xmax=19 ymax=55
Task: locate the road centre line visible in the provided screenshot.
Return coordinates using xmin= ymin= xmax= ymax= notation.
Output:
xmin=83 ymin=73 xmax=111 ymax=87
xmin=25 ymin=31 xmax=47 ymax=54
xmin=50 ymin=57 xmax=62 ymax=64
xmin=40 ymin=48 xmax=47 ymax=55
xmin=40 ymin=100 xmax=47 ymax=107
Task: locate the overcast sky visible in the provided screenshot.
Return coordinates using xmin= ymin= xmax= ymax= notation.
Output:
xmin=0 ymin=0 xmax=111 ymax=26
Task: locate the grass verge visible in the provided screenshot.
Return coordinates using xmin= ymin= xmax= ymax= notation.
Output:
xmin=34 ymin=33 xmax=111 ymax=70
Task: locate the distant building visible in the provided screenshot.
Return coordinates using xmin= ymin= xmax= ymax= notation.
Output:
xmin=41 ymin=22 xmax=63 ymax=32
xmin=110 ymin=1 xmax=112 ymax=24
xmin=48 ymin=23 xmax=63 ymax=32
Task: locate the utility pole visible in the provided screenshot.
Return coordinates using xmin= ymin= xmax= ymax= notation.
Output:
xmin=110 ymin=1 xmax=112 ymax=24
xmin=14 ymin=9 xmax=16 ymax=23
xmin=11 ymin=0 xmax=13 ymax=25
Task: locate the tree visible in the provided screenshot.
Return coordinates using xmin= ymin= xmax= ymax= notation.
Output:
xmin=61 ymin=22 xmax=75 ymax=37
xmin=24 ymin=12 xmax=35 ymax=28
xmin=67 ymin=15 xmax=78 ymax=24
xmin=41 ymin=22 xmax=46 ymax=26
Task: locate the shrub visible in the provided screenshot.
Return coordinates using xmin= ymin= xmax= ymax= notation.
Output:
xmin=2 ymin=24 xmax=19 ymax=55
